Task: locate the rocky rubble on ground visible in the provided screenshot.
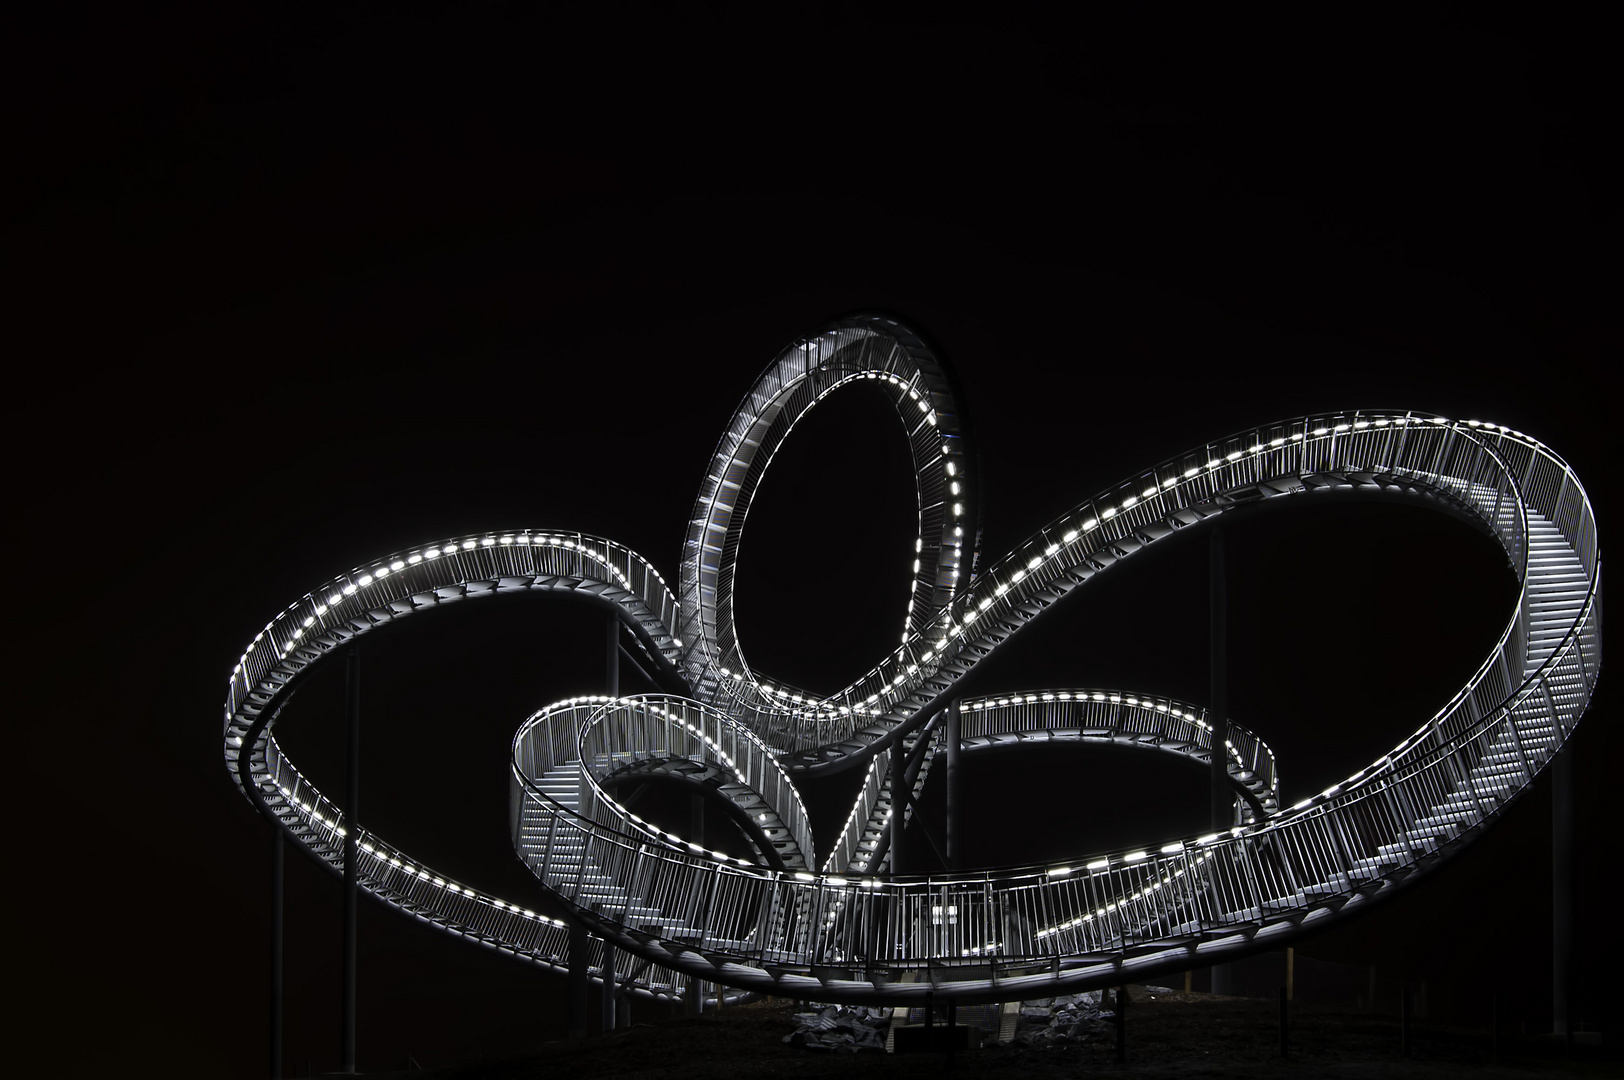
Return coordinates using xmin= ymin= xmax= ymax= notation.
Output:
xmin=1010 ymin=991 xmax=1110 ymax=1047
xmin=781 ymin=1004 xmax=891 ymax=1052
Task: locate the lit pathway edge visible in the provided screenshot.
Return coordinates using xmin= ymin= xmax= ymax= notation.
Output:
xmin=226 ymin=314 xmax=1600 ymax=1004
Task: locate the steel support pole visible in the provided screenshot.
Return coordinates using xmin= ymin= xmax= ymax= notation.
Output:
xmin=568 ymin=925 xmax=589 ymax=1038
xmin=945 ymin=701 xmax=961 ymax=871
xmin=1209 ymin=523 xmax=1229 ymax=830
xmin=1209 ymin=525 xmax=1232 ymax=998
xmin=271 ymin=825 xmax=283 ymax=1080
xmin=601 ymin=942 xmax=617 ymax=1032
xmin=341 ymin=646 xmax=360 ymax=1074
xmin=685 ymin=787 xmax=705 ymax=1020
xmin=1115 ymin=985 xmax=1127 ymax=1063
xmin=606 ymin=613 xmax=634 ymax=1029
xmin=890 ymin=745 xmax=906 ymax=876
xmin=1552 ymin=742 xmax=1573 ymax=1044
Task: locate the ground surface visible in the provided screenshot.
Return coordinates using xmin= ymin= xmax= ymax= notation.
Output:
xmin=358 ymin=991 xmax=1613 ymax=1080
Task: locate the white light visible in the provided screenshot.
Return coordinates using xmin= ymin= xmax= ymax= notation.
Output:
xmin=1086 ymin=858 xmax=1110 ymax=871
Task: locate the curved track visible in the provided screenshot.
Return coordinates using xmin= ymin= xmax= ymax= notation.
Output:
xmin=226 ymin=315 xmax=1601 ymax=1005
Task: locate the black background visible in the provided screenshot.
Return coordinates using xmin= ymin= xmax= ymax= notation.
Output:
xmin=11 ymin=7 xmax=1614 ymax=1076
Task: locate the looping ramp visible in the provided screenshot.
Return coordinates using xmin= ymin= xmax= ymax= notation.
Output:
xmin=226 ymin=315 xmax=1600 ymax=1005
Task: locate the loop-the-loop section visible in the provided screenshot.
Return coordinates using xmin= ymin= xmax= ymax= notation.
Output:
xmin=227 ymin=315 xmax=1600 ymax=1005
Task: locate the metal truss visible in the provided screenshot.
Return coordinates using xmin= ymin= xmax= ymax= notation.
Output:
xmin=226 ymin=314 xmax=1601 ymax=1005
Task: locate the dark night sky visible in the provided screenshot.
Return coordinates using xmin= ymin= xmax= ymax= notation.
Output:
xmin=11 ymin=8 xmax=1615 ymax=1076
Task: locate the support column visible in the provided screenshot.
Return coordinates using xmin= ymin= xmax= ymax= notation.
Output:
xmin=1552 ymin=742 xmax=1573 ymax=1043
xmin=1209 ymin=525 xmax=1232 ymax=997
xmin=890 ymin=745 xmax=906 ymax=876
xmin=341 ymin=646 xmax=360 ymax=1074
xmin=568 ymin=925 xmax=589 ymax=1038
xmin=603 ymin=612 xmax=622 ymax=1032
xmin=685 ymin=786 xmax=706 ymax=1019
xmin=1209 ymin=523 xmax=1229 ymax=830
xmin=270 ymin=825 xmax=283 ymax=1080
xmin=945 ymin=701 xmax=962 ymax=871
xmin=601 ymin=943 xmax=617 ymax=1032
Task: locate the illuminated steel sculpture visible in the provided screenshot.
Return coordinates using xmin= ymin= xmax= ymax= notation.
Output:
xmin=226 ymin=315 xmax=1601 ymax=1007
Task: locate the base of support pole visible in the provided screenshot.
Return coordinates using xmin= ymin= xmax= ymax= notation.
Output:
xmin=568 ymin=926 xmax=589 ymax=1039
xmin=1279 ymin=986 xmax=1288 ymax=1058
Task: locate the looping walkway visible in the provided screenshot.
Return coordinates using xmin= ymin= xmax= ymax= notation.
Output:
xmin=227 ymin=315 xmax=1600 ymax=1005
